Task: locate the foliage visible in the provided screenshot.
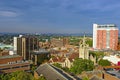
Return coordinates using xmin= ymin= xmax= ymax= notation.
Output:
xmin=31 ymin=64 xmax=37 ymax=71
xmin=53 ymin=63 xmax=70 ymax=73
xmin=98 ymin=59 xmax=111 ymax=66
xmin=86 ymin=39 xmax=92 ymax=47
xmin=82 ymin=76 xmax=90 ymax=80
xmin=0 ymin=71 xmax=34 ymax=80
xmin=0 ymin=35 xmax=14 ymax=45
xmin=70 ymin=58 xmax=94 ymax=74
xmin=70 ymin=37 xmax=81 ymax=46
xmin=89 ymin=51 xmax=104 ymax=63
xmin=53 ymin=63 xmax=62 ymax=68
xmin=37 ymin=76 xmax=46 ymax=80
xmin=62 ymin=67 xmax=70 ymax=73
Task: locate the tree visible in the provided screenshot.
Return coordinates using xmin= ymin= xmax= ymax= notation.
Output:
xmin=70 ymin=58 xmax=94 ymax=74
xmin=16 ymin=71 xmax=33 ymax=80
xmin=37 ymin=76 xmax=46 ymax=80
xmin=86 ymin=39 xmax=93 ymax=47
xmin=89 ymin=51 xmax=104 ymax=63
xmin=82 ymin=77 xmax=90 ymax=80
xmin=98 ymin=59 xmax=111 ymax=66
xmin=53 ymin=63 xmax=62 ymax=68
xmin=0 ymin=71 xmax=34 ymax=80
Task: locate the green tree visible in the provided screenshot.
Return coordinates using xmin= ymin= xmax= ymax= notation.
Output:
xmin=98 ymin=59 xmax=111 ymax=66
xmin=82 ymin=76 xmax=90 ymax=80
xmin=70 ymin=58 xmax=94 ymax=74
xmin=0 ymin=74 xmax=11 ymax=80
xmin=38 ymin=76 xmax=46 ymax=80
xmin=86 ymin=39 xmax=92 ymax=47
xmin=53 ymin=63 xmax=62 ymax=68
xmin=0 ymin=71 xmax=34 ymax=80
xmin=16 ymin=71 xmax=33 ymax=80
xmin=10 ymin=77 xmax=16 ymax=80
xmin=31 ymin=64 xmax=37 ymax=74
xmin=89 ymin=51 xmax=104 ymax=63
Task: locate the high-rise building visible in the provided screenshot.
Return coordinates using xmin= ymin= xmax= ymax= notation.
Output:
xmin=93 ymin=24 xmax=119 ymax=50
xmin=14 ymin=35 xmax=39 ymax=60
xmin=13 ymin=37 xmax=17 ymax=51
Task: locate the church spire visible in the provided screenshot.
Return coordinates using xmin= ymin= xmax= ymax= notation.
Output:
xmin=83 ymin=33 xmax=86 ymax=45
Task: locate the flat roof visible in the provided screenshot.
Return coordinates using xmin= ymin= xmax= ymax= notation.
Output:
xmin=0 ymin=55 xmax=21 ymax=59
xmin=106 ymin=70 xmax=120 ymax=79
xmin=32 ymin=49 xmax=49 ymax=55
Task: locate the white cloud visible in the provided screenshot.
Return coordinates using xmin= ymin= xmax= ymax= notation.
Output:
xmin=0 ymin=11 xmax=18 ymax=17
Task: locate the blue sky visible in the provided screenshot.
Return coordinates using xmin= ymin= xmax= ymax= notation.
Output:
xmin=0 ymin=0 xmax=120 ymax=33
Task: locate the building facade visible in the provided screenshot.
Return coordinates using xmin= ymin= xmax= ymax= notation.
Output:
xmin=93 ymin=24 xmax=119 ymax=50
xmin=50 ymin=38 xmax=69 ymax=47
xmin=14 ymin=35 xmax=39 ymax=60
xmin=0 ymin=55 xmax=30 ymax=74
xmin=31 ymin=49 xmax=50 ymax=65
xmin=79 ymin=35 xmax=89 ymax=59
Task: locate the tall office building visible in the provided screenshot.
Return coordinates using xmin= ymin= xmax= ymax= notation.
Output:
xmin=14 ymin=35 xmax=39 ymax=60
xmin=93 ymin=24 xmax=119 ymax=50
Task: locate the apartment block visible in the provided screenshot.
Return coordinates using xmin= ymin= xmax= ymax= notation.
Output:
xmin=14 ymin=35 xmax=39 ymax=60
xmin=93 ymin=24 xmax=119 ymax=50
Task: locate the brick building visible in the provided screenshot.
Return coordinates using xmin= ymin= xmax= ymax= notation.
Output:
xmin=93 ymin=24 xmax=118 ymax=50
xmin=14 ymin=35 xmax=39 ymax=60
xmin=0 ymin=55 xmax=30 ymax=74
xmin=50 ymin=38 xmax=69 ymax=47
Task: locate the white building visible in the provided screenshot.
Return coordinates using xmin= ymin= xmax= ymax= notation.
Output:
xmin=79 ymin=35 xmax=89 ymax=59
xmin=13 ymin=37 xmax=17 ymax=51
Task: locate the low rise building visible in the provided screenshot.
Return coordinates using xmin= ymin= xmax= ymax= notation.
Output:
xmin=50 ymin=38 xmax=69 ymax=47
xmin=0 ymin=55 xmax=30 ymax=74
xmin=49 ymin=52 xmax=79 ymax=68
xmin=31 ymin=49 xmax=50 ymax=65
xmin=34 ymin=63 xmax=76 ymax=80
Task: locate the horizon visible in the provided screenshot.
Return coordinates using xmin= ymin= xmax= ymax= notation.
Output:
xmin=0 ymin=0 xmax=120 ymax=33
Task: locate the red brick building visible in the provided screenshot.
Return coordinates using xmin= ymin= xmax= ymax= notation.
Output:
xmin=93 ymin=24 xmax=118 ymax=50
xmin=0 ymin=55 xmax=30 ymax=74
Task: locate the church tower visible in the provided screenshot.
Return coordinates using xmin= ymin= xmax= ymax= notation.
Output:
xmin=79 ymin=34 xmax=89 ymax=59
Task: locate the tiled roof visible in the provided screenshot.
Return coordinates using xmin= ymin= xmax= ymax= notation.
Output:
xmin=50 ymin=57 xmax=66 ymax=63
xmin=69 ymin=53 xmax=79 ymax=60
xmin=90 ymin=75 xmax=103 ymax=80
xmin=35 ymin=63 xmax=74 ymax=80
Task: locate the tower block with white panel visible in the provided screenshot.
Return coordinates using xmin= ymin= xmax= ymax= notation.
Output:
xmin=93 ymin=24 xmax=119 ymax=50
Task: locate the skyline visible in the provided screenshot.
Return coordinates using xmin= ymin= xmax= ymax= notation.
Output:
xmin=0 ymin=0 xmax=120 ymax=33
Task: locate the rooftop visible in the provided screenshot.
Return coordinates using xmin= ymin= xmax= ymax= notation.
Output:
xmin=106 ymin=70 xmax=120 ymax=79
xmin=97 ymin=24 xmax=116 ymax=27
xmin=32 ymin=49 xmax=49 ymax=55
xmin=103 ymin=55 xmax=120 ymax=64
xmin=35 ymin=63 xmax=75 ymax=80
xmin=0 ymin=55 xmax=21 ymax=59
xmin=90 ymin=75 xmax=103 ymax=80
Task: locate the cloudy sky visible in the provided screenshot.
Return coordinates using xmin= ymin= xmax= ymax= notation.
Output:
xmin=0 ymin=0 xmax=120 ymax=33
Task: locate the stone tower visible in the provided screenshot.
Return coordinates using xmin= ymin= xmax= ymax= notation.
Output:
xmin=79 ymin=34 xmax=89 ymax=59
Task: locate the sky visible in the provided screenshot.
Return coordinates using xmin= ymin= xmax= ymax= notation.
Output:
xmin=0 ymin=0 xmax=120 ymax=33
